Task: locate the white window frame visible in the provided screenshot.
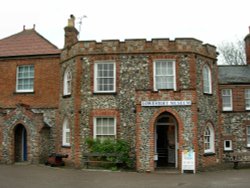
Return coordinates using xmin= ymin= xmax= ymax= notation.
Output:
xmin=153 ymin=60 xmax=176 ymax=91
xmin=16 ymin=65 xmax=34 ymax=92
xmin=247 ymin=126 xmax=250 ymax=147
xmin=245 ymin=89 xmax=250 ymax=110
xmin=224 ymin=140 xmax=232 ymax=151
xmin=93 ymin=117 xmax=116 ymax=140
xmin=63 ymin=67 xmax=72 ymax=96
xmin=203 ymin=64 xmax=212 ymax=94
xmin=204 ymin=123 xmax=215 ymax=153
xmin=222 ymin=89 xmax=233 ymax=111
xmin=62 ymin=118 xmax=70 ymax=146
xmin=94 ymin=61 xmax=116 ymax=93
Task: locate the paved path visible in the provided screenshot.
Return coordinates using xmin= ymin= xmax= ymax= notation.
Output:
xmin=0 ymin=164 xmax=250 ymax=188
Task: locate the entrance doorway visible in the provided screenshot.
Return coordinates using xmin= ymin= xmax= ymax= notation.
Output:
xmin=14 ymin=124 xmax=27 ymax=162
xmin=155 ymin=114 xmax=178 ymax=168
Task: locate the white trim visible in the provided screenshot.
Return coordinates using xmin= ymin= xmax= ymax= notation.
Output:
xmin=154 ymin=114 xmax=178 ymax=168
xmin=175 ymin=123 xmax=178 ymax=168
xmin=16 ymin=65 xmax=34 ymax=92
xmin=153 ymin=59 xmax=176 ymax=91
xmin=62 ymin=119 xmax=70 ymax=146
xmin=93 ymin=117 xmax=117 ymax=139
xmin=224 ymin=140 xmax=232 ymax=151
xmin=247 ymin=126 xmax=250 ymax=147
xmin=245 ymin=89 xmax=250 ymax=110
xmin=63 ymin=67 xmax=72 ymax=96
xmin=94 ymin=61 xmax=116 ymax=93
xmin=203 ymin=64 xmax=212 ymax=94
xmin=173 ymin=60 xmax=176 ymax=91
xmin=222 ymin=89 xmax=233 ymax=111
xmin=204 ymin=123 xmax=215 ymax=153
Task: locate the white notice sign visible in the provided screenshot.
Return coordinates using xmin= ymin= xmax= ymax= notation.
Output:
xmin=182 ymin=150 xmax=196 ymax=173
xmin=141 ymin=100 xmax=192 ymax=107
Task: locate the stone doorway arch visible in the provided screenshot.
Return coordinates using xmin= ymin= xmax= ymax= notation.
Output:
xmin=155 ymin=112 xmax=178 ymax=168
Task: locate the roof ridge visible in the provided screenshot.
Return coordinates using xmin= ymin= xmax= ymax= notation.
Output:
xmin=31 ymin=29 xmax=59 ymax=50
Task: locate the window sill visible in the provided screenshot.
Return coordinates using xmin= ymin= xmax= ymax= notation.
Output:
xmin=203 ymin=93 xmax=213 ymax=96
xmin=62 ymin=94 xmax=71 ymax=98
xmin=151 ymin=89 xmax=178 ymax=93
xmin=203 ymin=152 xmax=215 ymax=157
xmin=93 ymin=92 xmax=117 ymax=95
xmin=224 ymin=149 xmax=233 ymax=152
xmin=221 ymin=110 xmax=234 ymax=113
xmin=61 ymin=145 xmax=71 ymax=148
xmin=13 ymin=91 xmax=35 ymax=95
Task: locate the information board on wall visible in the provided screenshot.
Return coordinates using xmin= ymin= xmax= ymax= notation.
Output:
xmin=182 ymin=150 xmax=196 ymax=173
xmin=141 ymin=100 xmax=192 ymax=107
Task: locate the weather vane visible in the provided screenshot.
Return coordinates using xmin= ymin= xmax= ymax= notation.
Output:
xmin=77 ymin=15 xmax=87 ymax=39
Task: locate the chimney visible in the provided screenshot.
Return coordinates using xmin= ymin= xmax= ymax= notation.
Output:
xmin=64 ymin=14 xmax=79 ymax=49
xmin=244 ymin=26 xmax=250 ymax=65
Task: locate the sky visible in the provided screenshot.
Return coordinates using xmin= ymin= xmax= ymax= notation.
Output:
xmin=0 ymin=0 xmax=249 ymax=51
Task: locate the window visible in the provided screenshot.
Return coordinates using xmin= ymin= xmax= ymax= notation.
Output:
xmin=224 ymin=140 xmax=232 ymax=151
xmin=247 ymin=126 xmax=250 ymax=147
xmin=94 ymin=62 xmax=116 ymax=93
xmin=245 ymin=89 xmax=250 ymax=110
xmin=63 ymin=68 xmax=72 ymax=95
xmin=154 ymin=60 xmax=176 ymax=91
xmin=203 ymin=64 xmax=212 ymax=94
xmin=62 ymin=118 xmax=70 ymax=146
xmin=204 ymin=123 xmax=215 ymax=153
xmin=16 ymin=65 xmax=34 ymax=92
xmin=94 ymin=117 xmax=116 ymax=141
xmin=222 ymin=89 xmax=232 ymax=111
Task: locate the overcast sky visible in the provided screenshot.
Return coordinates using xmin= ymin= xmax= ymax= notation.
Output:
xmin=1 ymin=0 xmax=249 ymax=50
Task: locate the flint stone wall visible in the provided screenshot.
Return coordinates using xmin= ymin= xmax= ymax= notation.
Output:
xmin=0 ymin=107 xmax=57 ymax=164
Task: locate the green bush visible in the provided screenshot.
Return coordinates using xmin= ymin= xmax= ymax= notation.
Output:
xmin=86 ymin=138 xmax=132 ymax=169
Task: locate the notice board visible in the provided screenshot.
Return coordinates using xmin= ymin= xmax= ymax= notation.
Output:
xmin=181 ymin=150 xmax=195 ymax=173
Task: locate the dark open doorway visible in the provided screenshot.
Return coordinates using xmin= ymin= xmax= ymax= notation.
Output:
xmin=155 ymin=114 xmax=177 ymax=168
xmin=14 ymin=124 xmax=27 ymax=162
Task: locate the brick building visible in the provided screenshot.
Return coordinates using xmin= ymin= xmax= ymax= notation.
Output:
xmin=0 ymin=27 xmax=60 ymax=164
xmin=0 ymin=15 xmax=250 ymax=172
xmin=218 ymin=32 xmax=250 ymax=162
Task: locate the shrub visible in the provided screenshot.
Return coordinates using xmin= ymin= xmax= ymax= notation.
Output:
xmin=86 ymin=138 xmax=132 ymax=169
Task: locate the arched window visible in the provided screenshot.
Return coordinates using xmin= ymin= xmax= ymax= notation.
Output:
xmin=62 ymin=118 xmax=70 ymax=146
xmin=204 ymin=123 xmax=214 ymax=153
xmin=63 ymin=68 xmax=72 ymax=95
xmin=203 ymin=64 xmax=212 ymax=94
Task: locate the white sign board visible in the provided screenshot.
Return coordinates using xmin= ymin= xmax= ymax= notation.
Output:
xmin=141 ymin=100 xmax=192 ymax=107
xmin=182 ymin=150 xmax=195 ymax=173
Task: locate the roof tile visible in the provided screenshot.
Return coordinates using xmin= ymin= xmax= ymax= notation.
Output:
xmin=0 ymin=29 xmax=60 ymax=57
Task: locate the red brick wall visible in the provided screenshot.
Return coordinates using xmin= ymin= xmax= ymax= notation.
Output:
xmin=219 ymin=85 xmax=250 ymax=112
xmin=0 ymin=56 xmax=60 ymax=108
xmin=200 ymin=122 xmax=219 ymax=168
xmin=89 ymin=109 xmax=120 ymax=138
